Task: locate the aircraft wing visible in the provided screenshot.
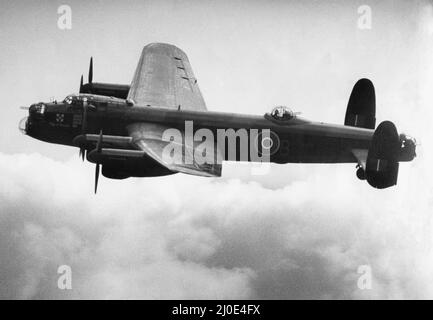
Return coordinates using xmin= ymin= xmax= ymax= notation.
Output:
xmin=79 ymin=123 xmax=222 ymax=177
xmin=127 ymin=43 xmax=207 ymax=111
xmin=126 ymin=122 xmax=222 ymax=177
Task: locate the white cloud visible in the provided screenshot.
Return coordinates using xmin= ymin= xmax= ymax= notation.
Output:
xmin=0 ymin=148 xmax=432 ymax=299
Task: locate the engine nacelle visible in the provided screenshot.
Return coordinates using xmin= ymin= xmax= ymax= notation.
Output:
xmin=102 ymin=165 xmax=130 ymax=180
xmin=365 ymin=121 xmax=400 ymax=189
xmin=81 ymin=82 xmax=130 ymax=99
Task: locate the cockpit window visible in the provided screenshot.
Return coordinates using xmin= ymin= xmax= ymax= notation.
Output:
xmin=64 ymin=94 xmax=83 ymax=106
xmin=270 ymin=106 xmax=294 ymax=121
xmin=64 ymin=96 xmax=73 ymax=104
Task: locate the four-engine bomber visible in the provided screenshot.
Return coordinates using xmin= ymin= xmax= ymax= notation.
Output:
xmin=20 ymin=43 xmax=416 ymax=192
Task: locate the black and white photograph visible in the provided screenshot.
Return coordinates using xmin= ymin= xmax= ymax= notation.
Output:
xmin=0 ymin=0 xmax=432 ymax=307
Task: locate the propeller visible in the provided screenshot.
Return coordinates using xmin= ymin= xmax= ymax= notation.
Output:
xmin=94 ymin=130 xmax=103 ymax=194
xmin=88 ymin=57 xmax=93 ymax=84
xmin=19 ymin=106 xmax=30 ymax=110
xmin=79 ymin=57 xmax=93 ymax=93
xmin=79 ymin=75 xmax=84 ymax=93
xmin=95 ymin=161 xmax=100 ymax=194
xmin=78 ymin=97 xmax=89 ymax=161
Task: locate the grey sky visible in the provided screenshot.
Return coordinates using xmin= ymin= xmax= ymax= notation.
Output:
xmin=0 ymin=0 xmax=432 ymax=299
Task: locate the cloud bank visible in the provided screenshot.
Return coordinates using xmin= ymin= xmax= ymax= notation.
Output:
xmin=0 ymin=148 xmax=432 ymax=299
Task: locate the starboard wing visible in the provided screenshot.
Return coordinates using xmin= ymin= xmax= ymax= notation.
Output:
xmin=127 ymin=43 xmax=207 ymax=111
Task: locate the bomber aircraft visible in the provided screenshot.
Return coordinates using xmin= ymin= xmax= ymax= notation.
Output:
xmin=19 ymin=43 xmax=417 ymax=192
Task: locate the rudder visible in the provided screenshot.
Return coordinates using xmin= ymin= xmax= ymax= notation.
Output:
xmin=366 ymin=121 xmax=400 ymax=189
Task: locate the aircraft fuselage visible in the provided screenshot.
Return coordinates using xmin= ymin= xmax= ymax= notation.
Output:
xmin=21 ymin=94 xmax=382 ymax=167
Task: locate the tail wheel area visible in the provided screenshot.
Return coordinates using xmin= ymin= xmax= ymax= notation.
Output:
xmin=356 ymin=166 xmax=366 ymax=180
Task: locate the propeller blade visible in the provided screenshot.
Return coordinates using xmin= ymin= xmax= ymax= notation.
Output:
xmin=88 ymin=57 xmax=93 ymax=84
xmin=79 ymin=75 xmax=84 ymax=93
xmin=95 ymin=163 xmax=100 ymax=194
xmin=96 ymin=129 xmax=103 ymax=152
xmin=77 ymin=98 xmax=89 ymax=161
xmin=19 ymin=106 xmax=30 ymax=110
xmin=94 ymin=129 xmax=103 ymax=194
xmin=82 ymin=98 xmax=88 ymax=132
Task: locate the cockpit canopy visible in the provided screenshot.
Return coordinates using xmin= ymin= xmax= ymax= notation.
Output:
xmin=63 ymin=93 xmax=126 ymax=107
xmin=270 ymin=106 xmax=295 ymax=121
xmin=63 ymin=94 xmax=87 ymax=105
xmin=64 ymin=95 xmax=75 ymax=105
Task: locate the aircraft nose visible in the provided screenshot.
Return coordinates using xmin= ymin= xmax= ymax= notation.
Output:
xmin=19 ymin=103 xmax=39 ymax=135
xmin=19 ymin=116 xmax=28 ymax=134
